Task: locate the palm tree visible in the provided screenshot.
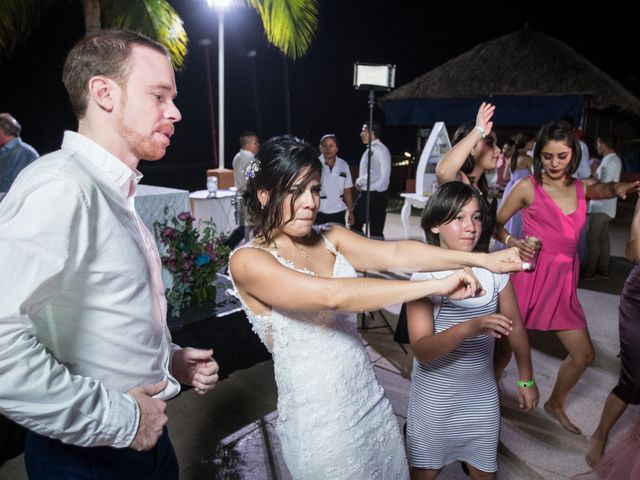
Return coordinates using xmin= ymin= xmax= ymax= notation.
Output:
xmin=0 ymin=0 xmax=318 ymax=70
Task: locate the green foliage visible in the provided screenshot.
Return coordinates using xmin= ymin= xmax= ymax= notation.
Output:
xmin=154 ymin=210 xmax=230 ymax=318
xmin=0 ymin=0 xmax=187 ymax=69
xmin=248 ymin=0 xmax=318 ymax=59
xmin=101 ymin=0 xmax=188 ymax=70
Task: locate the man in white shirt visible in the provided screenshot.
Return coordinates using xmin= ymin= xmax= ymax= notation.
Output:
xmin=0 ymin=30 xmax=219 ymax=478
xmin=226 ymin=131 xmax=260 ymax=248
xmin=315 ymin=134 xmax=354 ymax=226
xmin=353 ymin=122 xmax=392 ymax=239
xmin=232 ymin=131 xmax=260 ymax=192
xmin=585 ymin=133 xmax=623 ymax=277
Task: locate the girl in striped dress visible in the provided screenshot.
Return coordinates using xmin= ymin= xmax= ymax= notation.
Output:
xmin=406 ymin=182 xmax=539 ymax=479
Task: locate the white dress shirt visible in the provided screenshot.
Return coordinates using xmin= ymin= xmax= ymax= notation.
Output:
xmin=355 ymin=139 xmax=392 ymax=192
xmin=572 ymin=140 xmax=592 ymax=179
xmin=232 ymin=149 xmax=255 ymax=191
xmin=0 ymin=131 xmax=181 ymax=448
xmin=590 ymin=153 xmax=622 ymax=218
xmin=319 ymin=155 xmax=353 ymax=214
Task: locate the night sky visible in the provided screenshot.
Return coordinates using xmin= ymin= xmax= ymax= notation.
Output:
xmin=1 ymin=0 xmax=638 ymax=191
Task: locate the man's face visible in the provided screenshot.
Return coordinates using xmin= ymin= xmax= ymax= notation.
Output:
xmin=360 ymin=125 xmax=370 ymax=144
xmin=320 ymin=138 xmax=338 ymax=160
xmin=115 ymin=45 xmax=181 ymax=163
xmin=244 ymin=136 xmax=260 ymax=155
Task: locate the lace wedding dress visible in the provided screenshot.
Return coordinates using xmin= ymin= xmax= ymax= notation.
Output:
xmin=230 ymin=237 xmax=408 ymax=479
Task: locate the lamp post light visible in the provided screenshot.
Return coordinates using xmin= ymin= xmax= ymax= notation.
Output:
xmin=246 ymin=49 xmax=262 ymax=137
xmin=207 ymin=0 xmax=230 ymax=169
xmin=198 ymin=38 xmax=218 ymax=168
xmin=205 ymin=0 xmax=234 ymax=189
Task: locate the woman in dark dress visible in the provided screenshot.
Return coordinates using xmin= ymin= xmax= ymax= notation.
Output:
xmin=585 ymin=195 xmax=640 ymax=471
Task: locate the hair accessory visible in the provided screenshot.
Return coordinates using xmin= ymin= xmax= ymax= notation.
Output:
xmin=517 ymin=379 xmax=536 ymax=388
xmin=244 ymin=159 xmax=261 ymax=180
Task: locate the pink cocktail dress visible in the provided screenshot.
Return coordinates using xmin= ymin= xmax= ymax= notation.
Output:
xmin=511 ymin=176 xmax=588 ymax=330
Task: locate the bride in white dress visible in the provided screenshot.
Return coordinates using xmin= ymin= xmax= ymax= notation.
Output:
xmin=229 ymin=136 xmax=525 ymax=479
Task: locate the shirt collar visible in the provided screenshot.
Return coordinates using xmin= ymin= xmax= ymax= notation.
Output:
xmin=0 ymin=137 xmax=20 ymax=152
xmin=61 ymin=131 xmax=143 ymax=199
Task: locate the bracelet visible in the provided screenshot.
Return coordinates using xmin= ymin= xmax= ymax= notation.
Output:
xmin=505 ymin=234 xmax=512 ymax=246
xmin=517 ymin=379 xmax=536 ymax=388
xmin=474 ymin=125 xmax=486 ymax=138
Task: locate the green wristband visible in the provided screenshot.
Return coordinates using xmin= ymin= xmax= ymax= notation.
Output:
xmin=517 ymin=379 xmax=536 ymax=388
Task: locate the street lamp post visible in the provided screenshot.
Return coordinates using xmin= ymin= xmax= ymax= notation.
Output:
xmin=198 ymin=38 xmax=218 ymax=168
xmin=206 ymin=0 xmax=234 ymax=189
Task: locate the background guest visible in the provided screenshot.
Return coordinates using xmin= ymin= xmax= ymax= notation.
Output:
xmin=352 ymin=121 xmax=391 ymax=239
xmin=315 ymin=133 xmax=354 ymax=227
xmin=0 ymin=113 xmax=38 ymax=194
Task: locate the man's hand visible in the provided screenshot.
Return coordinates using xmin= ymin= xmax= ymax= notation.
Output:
xmin=128 ymin=380 xmax=168 ymax=451
xmin=172 ymin=348 xmax=219 ymax=395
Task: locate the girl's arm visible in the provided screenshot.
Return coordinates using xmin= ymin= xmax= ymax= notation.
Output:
xmin=626 ymin=196 xmax=640 ymax=261
xmin=408 ymin=297 xmax=513 ymax=364
xmin=435 ymin=102 xmax=495 ymax=184
xmin=586 ymin=180 xmax=640 ymax=200
xmin=498 ymin=281 xmax=539 ymax=411
xmin=326 ymin=225 xmax=525 ymax=275
xmin=230 ymin=248 xmax=485 ymax=314
xmin=494 ymin=177 xmax=537 ymax=258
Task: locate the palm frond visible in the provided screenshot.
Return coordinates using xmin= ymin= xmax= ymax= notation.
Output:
xmin=100 ymin=0 xmax=188 ymax=70
xmin=0 ymin=0 xmax=46 ymax=62
xmin=248 ymin=0 xmax=318 ymax=59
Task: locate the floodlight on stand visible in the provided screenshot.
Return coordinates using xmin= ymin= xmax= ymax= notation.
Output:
xmin=353 ymin=63 xmax=396 ymax=91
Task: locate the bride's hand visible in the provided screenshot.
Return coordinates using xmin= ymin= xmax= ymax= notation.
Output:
xmin=482 ymin=247 xmax=525 ymax=273
xmin=432 ymin=267 xmax=485 ymax=300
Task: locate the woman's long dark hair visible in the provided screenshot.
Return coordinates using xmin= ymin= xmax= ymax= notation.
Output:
xmin=243 ymin=135 xmax=322 ymax=243
xmin=421 ymin=181 xmax=488 ymax=246
xmin=532 ymin=120 xmax=580 ymax=185
xmin=452 ymin=123 xmax=490 ymax=196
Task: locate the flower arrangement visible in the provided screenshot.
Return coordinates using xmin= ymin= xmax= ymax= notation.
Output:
xmin=154 ymin=210 xmax=230 ymax=318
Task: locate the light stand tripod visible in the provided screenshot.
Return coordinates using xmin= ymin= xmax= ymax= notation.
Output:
xmin=353 ymin=63 xmax=406 ymax=353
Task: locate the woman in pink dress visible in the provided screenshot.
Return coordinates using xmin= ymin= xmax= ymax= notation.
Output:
xmin=495 ymin=120 xmax=640 ymax=434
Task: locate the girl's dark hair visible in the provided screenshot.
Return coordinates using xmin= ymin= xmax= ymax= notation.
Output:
xmin=451 ymin=122 xmax=493 ymax=196
xmin=421 ymin=181 xmax=488 ymax=246
xmin=243 ymin=135 xmax=322 ymax=242
xmin=532 ymin=120 xmax=580 ymax=185
xmin=510 ymin=148 xmax=529 ymax=173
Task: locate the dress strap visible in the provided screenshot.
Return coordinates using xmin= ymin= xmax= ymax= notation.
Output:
xmin=321 ymin=234 xmax=339 ymax=255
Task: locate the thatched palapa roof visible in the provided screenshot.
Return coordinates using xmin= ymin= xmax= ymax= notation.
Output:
xmin=382 ymin=28 xmax=640 ymax=116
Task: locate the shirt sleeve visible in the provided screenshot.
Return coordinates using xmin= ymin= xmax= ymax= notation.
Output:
xmin=495 ymin=272 xmax=510 ymax=293
xmin=0 ymin=174 xmax=139 ymax=448
xmin=343 ymin=162 xmax=354 ymax=189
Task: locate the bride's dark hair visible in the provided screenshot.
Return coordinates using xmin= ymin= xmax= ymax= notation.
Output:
xmin=243 ymin=135 xmax=322 ymax=243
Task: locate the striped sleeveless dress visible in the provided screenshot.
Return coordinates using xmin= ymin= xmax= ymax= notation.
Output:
xmin=406 ymin=268 xmax=509 ymax=473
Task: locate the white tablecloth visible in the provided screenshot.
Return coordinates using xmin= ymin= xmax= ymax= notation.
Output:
xmin=189 ymin=189 xmax=238 ymax=235
xmin=134 ymin=184 xmax=190 ymax=232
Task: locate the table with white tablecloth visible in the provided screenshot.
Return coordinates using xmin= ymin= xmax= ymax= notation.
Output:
xmin=189 ymin=189 xmax=238 ymax=235
xmin=134 ymin=184 xmax=190 ymax=232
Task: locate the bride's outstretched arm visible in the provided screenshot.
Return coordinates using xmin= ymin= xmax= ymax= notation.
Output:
xmin=325 ymin=226 xmax=525 ymax=275
xmin=230 ymin=247 xmax=485 ymax=313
